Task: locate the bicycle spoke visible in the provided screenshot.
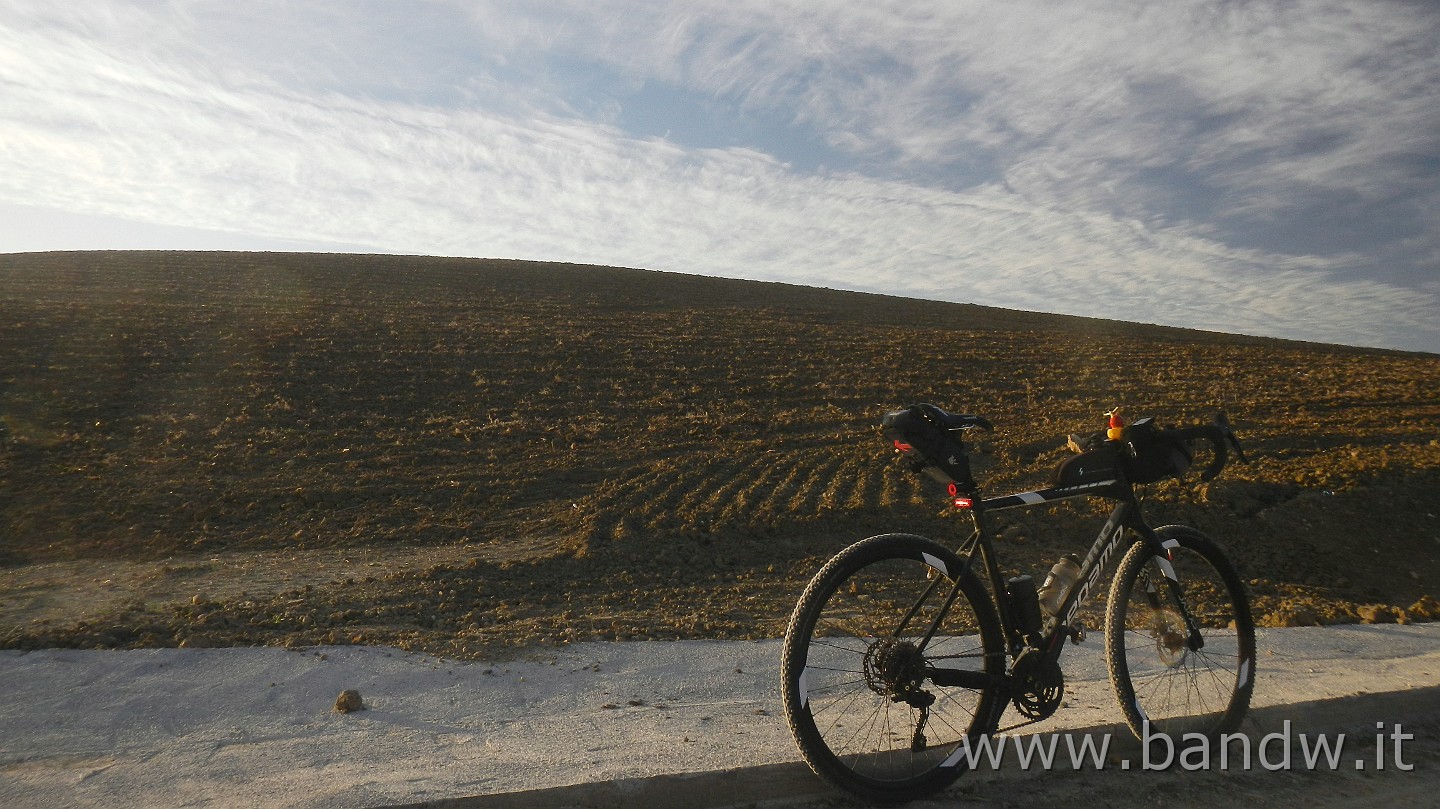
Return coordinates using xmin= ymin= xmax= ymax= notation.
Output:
xmin=782 ymin=535 xmax=1004 ymax=800
xmin=1107 ymin=530 xmax=1254 ymax=740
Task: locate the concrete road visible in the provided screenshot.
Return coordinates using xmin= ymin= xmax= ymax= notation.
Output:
xmin=2 ymin=624 xmax=1438 ymax=808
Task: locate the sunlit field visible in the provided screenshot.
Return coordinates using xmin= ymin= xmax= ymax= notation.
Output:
xmin=3 ymin=251 xmax=1437 ymax=658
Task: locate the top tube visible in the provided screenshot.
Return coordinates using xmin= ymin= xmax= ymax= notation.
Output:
xmin=978 ymin=478 xmax=1129 ymax=511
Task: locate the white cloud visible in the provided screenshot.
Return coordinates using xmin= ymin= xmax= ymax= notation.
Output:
xmin=0 ymin=0 xmax=1436 ymax=352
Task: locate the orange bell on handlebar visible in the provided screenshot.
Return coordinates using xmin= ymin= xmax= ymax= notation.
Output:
xmin=1106 ymin=407 xmax=1125 ymax=441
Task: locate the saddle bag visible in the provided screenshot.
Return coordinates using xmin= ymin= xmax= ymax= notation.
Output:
xmin=882 ymin=405 xmax=978 ymax=493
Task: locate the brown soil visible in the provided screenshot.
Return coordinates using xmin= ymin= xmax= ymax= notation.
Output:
xmin=2 ymin=251 xmax=1438 ymax=660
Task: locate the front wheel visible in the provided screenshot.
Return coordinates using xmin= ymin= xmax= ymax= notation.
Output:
xmin=1105 ymin=525 xmax=1256 ymax=741
xmin=780 ymin=534 xmax=1005 ymax=805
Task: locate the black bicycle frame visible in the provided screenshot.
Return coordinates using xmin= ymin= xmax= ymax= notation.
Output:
xmin=941 ymin=475 xmax=1200 ymax=663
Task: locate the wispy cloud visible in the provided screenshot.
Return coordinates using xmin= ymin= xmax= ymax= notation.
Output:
xmin=1 ymin=0 xmax=1437 ymax=352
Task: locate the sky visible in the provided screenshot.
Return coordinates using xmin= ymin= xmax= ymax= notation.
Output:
xmin=2 ymin=1 xmax=1437 ymax=353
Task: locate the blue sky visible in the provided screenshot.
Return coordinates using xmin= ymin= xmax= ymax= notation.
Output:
xmin=2 ymin=1 xmax=1437 ymax=352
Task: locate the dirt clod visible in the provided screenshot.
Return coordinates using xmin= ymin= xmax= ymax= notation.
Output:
xmin=1357 ymin=604 xmax=1402 ymax=624
xmin=1269 ymin=606 xmax=1321 ymax=627
xmin=1409 ymin=595 xmax=1440 ymax=620
xmin=334 ymin=690 xmax=365 ymax=713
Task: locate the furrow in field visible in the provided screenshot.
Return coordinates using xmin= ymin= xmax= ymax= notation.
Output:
xmin=782 ymin=450 xmax=849 ymax=519
xmin=626 ymin=468 xmax=690 ymax=531
xmin=713 ymin=454 xmax=789 ymax=527
xmin=816 ymin=452 xmax=864 ymax=516
xmin=746 ymin=459 xmax=808 ymax=528
xmin=577 ymin=465 xmax=674 ymax=543
xmin=845 ymin=456 xmax=889 ymax=513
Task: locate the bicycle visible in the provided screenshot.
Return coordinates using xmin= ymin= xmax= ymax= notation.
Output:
xmin=780 ymin=403 xmax=1256 ymax=804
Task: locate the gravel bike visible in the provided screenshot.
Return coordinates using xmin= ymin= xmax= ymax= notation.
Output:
xmin=780 ymin=404 xmax=1255 ymax=803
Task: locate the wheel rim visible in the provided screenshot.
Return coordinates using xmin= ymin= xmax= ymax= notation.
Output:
xmin=1118 ymin=550 xmax=1247 ymax=735
xmin=794 ymin=553 xmax=992 ymax=785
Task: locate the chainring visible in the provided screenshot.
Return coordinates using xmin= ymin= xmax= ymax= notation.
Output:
xmin=1010 ymin=648 xmax=1065 ymax=720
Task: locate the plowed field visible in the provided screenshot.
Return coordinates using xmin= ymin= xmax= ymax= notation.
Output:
xmin=2 ymin=251 xmax=1438 ymax=658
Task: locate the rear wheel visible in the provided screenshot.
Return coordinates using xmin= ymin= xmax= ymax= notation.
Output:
xmin=780 ymin=534 xmax=1004 ymax=804
xmin=1105 ymin=525 xmax=1255 ymax=741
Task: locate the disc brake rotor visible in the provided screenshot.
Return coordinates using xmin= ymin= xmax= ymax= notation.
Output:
xmin=1151 ymin=608 xmax=1189 ymax=667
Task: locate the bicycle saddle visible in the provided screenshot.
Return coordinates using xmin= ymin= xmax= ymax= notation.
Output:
xmin=910 ymin=402 xmax=994 ymax=432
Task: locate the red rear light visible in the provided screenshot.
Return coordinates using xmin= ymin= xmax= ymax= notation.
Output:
xmin=952 ymin=496 xmax=974 ymax=510
xmin=893 ymin=440 xmax=913 ymax=452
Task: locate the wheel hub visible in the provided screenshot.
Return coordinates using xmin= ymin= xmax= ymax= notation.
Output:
xmin=1152 ymin=609 xmax=1189 ymax=667
xmin=863 ymin=638 xmax=928 ymax=703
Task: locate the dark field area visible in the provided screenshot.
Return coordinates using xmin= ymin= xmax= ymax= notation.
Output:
xmin=2 ymin=251 xmax=1438 ymax=658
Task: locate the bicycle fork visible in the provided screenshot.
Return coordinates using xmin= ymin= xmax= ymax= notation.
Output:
xmin=1142 ymin=538 xmax=1207 ymax=653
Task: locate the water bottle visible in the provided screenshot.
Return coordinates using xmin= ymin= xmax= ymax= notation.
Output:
xmin=1037 ymin=554 xmax=1082 ymax=616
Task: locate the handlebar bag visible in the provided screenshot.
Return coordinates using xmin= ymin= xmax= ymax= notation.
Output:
xmin=882 ymin=407 xmax=977 ymax=492
xmin=1122 ymin=418 xmax=1194 ymax=483
xmin=1054 ymin=443 xmax=1124 ymax=487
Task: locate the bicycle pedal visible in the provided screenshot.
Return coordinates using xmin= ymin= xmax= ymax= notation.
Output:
xmin=1068 ymin=624 xmax=1087 ymax=645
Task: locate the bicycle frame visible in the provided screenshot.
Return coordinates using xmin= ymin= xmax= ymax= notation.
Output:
xmin=782 ymin=408 xmax=1254 ymax=803
xmin=942 ymin=475 xmax=1201 ymax=668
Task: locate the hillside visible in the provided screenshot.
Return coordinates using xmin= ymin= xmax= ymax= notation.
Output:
xmin=2 ymin=250 xmax=1438 ymax=657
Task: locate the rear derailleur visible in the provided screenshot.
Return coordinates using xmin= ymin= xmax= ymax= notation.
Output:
xmin=863 ymin=637 xmax=939 ymax=752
